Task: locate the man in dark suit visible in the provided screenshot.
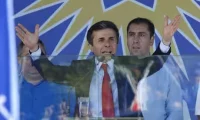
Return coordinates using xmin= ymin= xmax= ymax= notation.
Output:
xmin=15 ymin=17 xmax=179 ymax=118
xmin=126 ymin=16 xmax=183 ymax=120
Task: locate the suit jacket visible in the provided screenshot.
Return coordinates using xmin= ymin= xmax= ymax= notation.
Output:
xmin=32 ymin=43 xmax=170 ymax=117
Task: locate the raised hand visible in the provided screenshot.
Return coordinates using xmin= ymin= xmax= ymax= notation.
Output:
xmin=163 ymin=15 xmax=181 ymax=46
xmin=15 ymin=24 xmax=39 ymax=52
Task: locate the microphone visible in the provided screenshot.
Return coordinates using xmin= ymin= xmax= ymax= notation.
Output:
xmin=96 ymin=55 xmax=114 ymax=63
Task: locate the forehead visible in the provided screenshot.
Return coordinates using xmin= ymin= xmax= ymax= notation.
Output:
xmin=92 ymin=28 xmax=117 ymax=38
xmin=128 ymin=23 xmax=149 ymax=33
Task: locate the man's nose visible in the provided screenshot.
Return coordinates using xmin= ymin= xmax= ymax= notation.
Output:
xmin=133 ymin=35 xmax=139 ymax=44
xmin=104 ymin=40 xmax=111 ymax=47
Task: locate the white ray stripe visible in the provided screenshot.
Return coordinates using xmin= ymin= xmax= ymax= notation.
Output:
xmin=85 ymin=50 xmax=92 ymax=59
xmin=50 ymin=18 xmax=94 ymax=60
xmin=14 ymin=0 xmax=64 ymax=18
xmin=128 ymin=0 xmax=157 ymax=12
xmin=154 ymin=29 xmax=162 ymax=51
xmin=40 ymin=8 xmax=82 ymax=36
xmin=49 ymin=9 xmax=83 ymax=58
xmin=153 ymin=39 xmax=156 ymax=51
xmin=79 ymin=50 xmax=92 ymax=60
xmin=155 ymin=29 xmax=162 ymax=40
xmin=171 ymin=36 xmax=189 ymax=80
xmin=39 ymin=0 xmax=69 ymax=31
xmin=0 ymin=96 xmax=13 ymax=120
xmin=170 ymin=54 xmax=189 ymax=81
xmin=177 ymin=7 xmax=200 ymax=46
xmin=7 ymin=0 xmax=19 ymax=119
xmin=78 ymin=18 xmax=94 ymax=60
xmin=192 ymin=0 xmax=200 ymax=9
xmin=101 ymin=0 xmax=127 ymax=12
xmin=119 ymin=26 xmax=127 ymax=55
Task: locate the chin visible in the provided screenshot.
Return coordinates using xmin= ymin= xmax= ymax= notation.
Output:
xmin=104 ymin=54 xmax=112 ymax=56
xmin=29 ymin=74 xmax=43 ymax=79
xmin=131 ymin=53 xmax=139 ymax=56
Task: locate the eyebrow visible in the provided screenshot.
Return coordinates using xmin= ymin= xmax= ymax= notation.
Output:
xmin=98 ymin=36 xmax=115 ymax=39
xmin=128 ymin=31 xmax=147 ymax=34
xmin=128 ymin=31 xmax=135 ymax=34
xmin=98 ymin=37 xmax=105 ymax=40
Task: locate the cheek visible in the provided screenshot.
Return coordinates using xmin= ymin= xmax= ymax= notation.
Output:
xmin=92 ymin=46 xmax=101 ymax=54
xmin=113 ymin=45 xmax=117 ymax=52
xmin=141 ymin=38 xmax=150 ymax=45
xmin=127 ymin=39 xmax=132 ymax=46
xmin=112 ymin=42 xmax=117 ymax=49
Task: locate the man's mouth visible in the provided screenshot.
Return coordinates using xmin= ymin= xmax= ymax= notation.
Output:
xmin=133 ymin=47 xmax=140 ymax=49
xmin=102 ymin=51 xmax=112 ymax=54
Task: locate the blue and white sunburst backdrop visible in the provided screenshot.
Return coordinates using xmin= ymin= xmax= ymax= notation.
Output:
xmin=14 ymin=0 xmax=200 ymax=56
xmin=14 ymin=0 xmax=200 ymax=120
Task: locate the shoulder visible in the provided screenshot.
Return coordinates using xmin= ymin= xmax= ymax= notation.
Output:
xmin=70 ymin=58 xmax=95 ymax=70
xmin=46 ymin=81 xmax=75 ymax=93
xmin=72 ymin=58 xmax=94 ymax=64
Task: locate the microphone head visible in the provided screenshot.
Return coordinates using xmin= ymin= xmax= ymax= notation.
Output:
xmin=96 ymin=55 xmax=114 ymax=63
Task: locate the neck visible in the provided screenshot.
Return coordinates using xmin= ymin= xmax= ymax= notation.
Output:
xmin=131 ymin=52 xmax=150 ymax=58
xmin=137 ymin=53 xmax=150 ymax=59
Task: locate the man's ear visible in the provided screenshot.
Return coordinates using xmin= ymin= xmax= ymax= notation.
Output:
xmin=89 ymin=43 xmax=93 ymax=52
xmin=150 ymin=36 xmax=154 ymax=46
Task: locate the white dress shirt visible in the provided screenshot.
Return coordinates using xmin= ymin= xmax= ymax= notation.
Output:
xmin=89 ymin=58 xmax=120 ymax=117
xmin=160 ymin=41 xmax=170 ymax=53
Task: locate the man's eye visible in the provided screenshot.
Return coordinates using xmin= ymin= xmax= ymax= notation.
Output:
xmin=99 ymin=39 xmax=104 ymax=42
xmin=140 ymin=33 xmax=145 ymax=37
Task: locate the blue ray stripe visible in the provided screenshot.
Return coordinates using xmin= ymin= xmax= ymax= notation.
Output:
xmin=102 ymin=0 xmax=123 ymax=9
xmin=184 ymin=13 xmax=200 ymax=41
xmin=40 ymin=16 xmax=74 ymax=55
xmin=15 ymin=3 xmax=62 ymax=46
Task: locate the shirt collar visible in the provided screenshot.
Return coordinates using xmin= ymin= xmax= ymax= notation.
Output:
xmin=95 ymin=57 xmax=114 ymax=72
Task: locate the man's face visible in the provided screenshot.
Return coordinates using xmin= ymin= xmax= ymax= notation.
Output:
xmin=19 ymin=46 xmax=43 ymax=81
xmin=127 ymin=23 xmax=154 ymax=56
xmin=90 ymin=28 xmax=117 ymax=57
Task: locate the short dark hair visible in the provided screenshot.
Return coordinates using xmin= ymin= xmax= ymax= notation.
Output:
xmin=86 ymin=20 xmax=119 ymax=45
xmin=18 ymin=40 xmax=46 ymax=57
xmin=127 ymin=18 xmax=155 ymax=38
